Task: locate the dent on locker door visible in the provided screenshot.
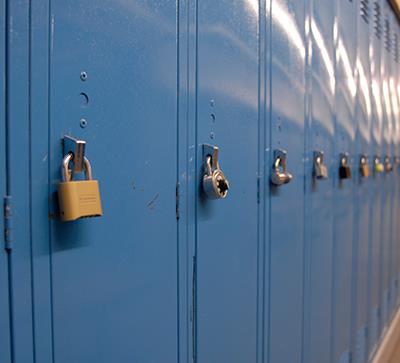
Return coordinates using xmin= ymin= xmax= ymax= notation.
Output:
xmin=47 ymin=1 xmax=179 ymax=362
xmin=195 ymin=1 xmax=259 ymax=363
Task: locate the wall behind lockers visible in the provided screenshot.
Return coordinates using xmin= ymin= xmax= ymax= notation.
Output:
xmin=1 ymin=1 xmax=400 ymax=363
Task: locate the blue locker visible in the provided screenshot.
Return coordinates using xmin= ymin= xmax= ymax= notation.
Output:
xmin=194 ymin=1 xmax=260 ymax=362
xmin=303 ymin=1 xmax=335 ymax=363
xmin=5 ymin=0 xmax=35 ymax=362
xmin=388 ymin=10 xmax=400 ymax=319
xmin=0 ymin=0 xmax=11 ymax=361
xmin=29 ymin=1 xmax=180 ymax=362
xmin=380 ymin=0 xmax=393 ymax=332
xmin=268 ymin=1 xmax=306 ymax=363
xmin=351 ymin=1 xmax=372 ymax=362
xmin=367 ymin=0 xmax=384 ymax=356
xmin=331 ymin=0 xmax=357 ymax=362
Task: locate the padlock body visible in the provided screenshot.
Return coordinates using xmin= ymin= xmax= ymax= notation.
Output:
xmin=339 ymin=166 xmax=351 ymax=179
xmin=375 ymin=163 xmax=384 ymax=173
xmin=203 ymin=170 xmax=229 ymax=199
xmin=315 ymin=164 xmax=328 ymax=179
xmin=360 ymin=165 xmax=369 ymax=178
xmin=58 ymin=180 xmax=103 ymax=221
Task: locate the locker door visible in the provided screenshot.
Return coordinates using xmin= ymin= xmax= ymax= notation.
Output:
xmin=331 ymin=0 xmax=357 ymax=362
xmin=351 ymin=2 xmax=372 ymax=362
xmin=35 ymin=1 xmax=179 ymax=362
xmin=368 ymin=0 xmax=384 ymax=355
xmin=303 ymin=1 xmax=335 ymax=363
xmin=394 ymin=20 xmax=400 ymax=311
xmin=0 ymin=0 xmax=11 ymax=360
xmin=194 ymin=1 xmax=260 ymax=363
xmin=268 ymin=1 xmax=305 ymax=363
xmin=388 ymin=11 xmax=399 ymax=318
xmin=380 ymin=2 xmax=392 ymax=331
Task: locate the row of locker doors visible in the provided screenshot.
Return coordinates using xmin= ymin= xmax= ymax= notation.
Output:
xmin=1 ymin=0 xmax=400 ymax=363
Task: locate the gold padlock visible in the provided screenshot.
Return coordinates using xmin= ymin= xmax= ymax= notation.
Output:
xmin=359 ymin=155 xmax=370 ymax=178
xmin=58 ymin=153 xmax=103 ymax=222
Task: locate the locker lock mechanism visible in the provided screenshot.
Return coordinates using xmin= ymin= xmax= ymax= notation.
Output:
xmin=339 ymin=153 xmax=351 ymax=180
xmin=384 ymin=155 xmax=393 ymax=173
xmin=202 ymin=144 xmax=229 ymax=199
xmin=58 ymin=135 xmax=103 ymax=222
xmin=359 ymin=154 xmax=370 ymax=178
xmin=313 ymin=151 xmax=328 ymax=179
xmin=374 ymin=156 xmax=384 ymax=174
xmin=271 ymin=149 xmax=293 ymax=186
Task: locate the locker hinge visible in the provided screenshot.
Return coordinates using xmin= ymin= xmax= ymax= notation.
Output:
xmin=257 ymin=176 xmax=260 ymax=204
xmin=3 ymin=196 xmax=13 ymax=250
xmin=192 ymin=256 xmax=197 ymax=363
xmin=176 ymin=182 xmax=180 ymax=220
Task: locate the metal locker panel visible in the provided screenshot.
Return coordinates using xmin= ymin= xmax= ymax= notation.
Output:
xmin=194 ymin=1 xmax=259 ymax=362
xmin=367 ymin=0 xmax=384 ymax=356
xmin=29 ymin=0 xmax=53 ymax=361
xmin=0 ymin=0 xmax=11 ymax=360
xmin=388 ymin=10 xmax=400 ymax=319
xmin=331 ymin=0 xmax=357 ymax=362
xmin=351 ymin=2 xmax=373 ymax=363
xmin=5 ymin=0 xmax=35 ymax=361
xmin=394 ymin=18 xmax=400 ymax=311
xmin=303 ymin=1 xmax=335 ymax=363
xmin=380 ymin=0 xmax=393 ymax=331
xmin=268 ymin=1 xmax=305 ymax=363
xmin=35 ymin=1 xmax=179 ymax=362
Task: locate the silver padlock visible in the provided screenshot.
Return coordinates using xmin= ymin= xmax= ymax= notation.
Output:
xmin=271 ymin=149 xmax=293 ymax=186
xmin=313 ymin=151 xmax=328 ymax=179
xmin=202 ymin=144 xmax=229 ymax=199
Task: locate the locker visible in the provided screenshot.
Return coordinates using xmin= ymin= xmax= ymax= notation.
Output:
xmin=380 ymin=0 xmax=393 ymax=332
xmin=29 ymin=1 xmax=179 ymax=362
xmin=331 ymin=0 xmax=357 ymax=362
xmin=351 ymin=1 xmax=372 ymax=362
xmin=394 ymin=15 xmax=400 ymax=311
xmin=0 ymin=0 xmax=11 ymax=360
xmin=194 ymin=1 xmax=260 ymax=362
xmin=367 ymin=0 xmax=384 ymax=356
xmin=388 ymin=10 xmax=400 ymax=318
xmin=302 ymin=1 xmax=335 ymax=363
xmin=268 ymin=1 xmax=306 ymax=363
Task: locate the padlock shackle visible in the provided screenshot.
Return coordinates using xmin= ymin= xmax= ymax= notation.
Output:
xmin=62 ymin=153 xmax=93 ymax=182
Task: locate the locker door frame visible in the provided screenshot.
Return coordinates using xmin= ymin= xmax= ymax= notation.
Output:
xmin=302 ymin=0 xmax=335 ymax=363
xmin=367 ymin=0 xmax=384 ymax=356
xmin=379 ymin=0 xmax=393 ymax=332
xmin=0 ymin=0 xmax=11 ymax=361
xmin=5 ymin=0 xmax=34 ymax=361
xmin=350 ymin=2 xmax=372 ymax=363
xmin=331 ymin=0 xmax=358 ymax=362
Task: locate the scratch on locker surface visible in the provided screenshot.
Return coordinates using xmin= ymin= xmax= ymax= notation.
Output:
xmin=43 ymin=154 xmax=48 ymax=162
xmin=147 ymin=193 xmax=159 ymax=210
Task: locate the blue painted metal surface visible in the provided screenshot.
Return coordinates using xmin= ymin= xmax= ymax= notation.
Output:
xmin=303 ymin=1 xmax=335 ymax=363
xmin=367 ymin=0 xmax=384 ymax=357
xmin=0 ymin=0 xmax=11 ymax=361
xmin=380 ymin=0 xmax=393 ymax=333
xmin=4 ymin=1 xmax=400 ymax=363
xmin=351 ymin=2 xmax=373 ymax=363
xmin=331 ymin=1 xmax=357 ymax=362
xmin=194 ymin=2 xmax=260 ymax=363
xmin=30 ymin=1 xmax=179 ymax=362
xmin=268 ymin=1 xmax=306 ymax=363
